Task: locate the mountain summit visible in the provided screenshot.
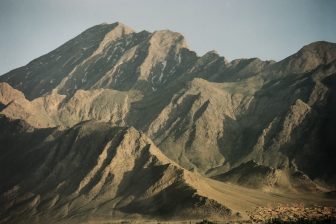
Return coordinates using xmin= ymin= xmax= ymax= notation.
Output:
xmin=273 ymin=41 xmax=336 ymax=73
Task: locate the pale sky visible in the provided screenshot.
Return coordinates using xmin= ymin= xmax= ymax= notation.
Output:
xmin=0 ymin=0 xmax=335 ymax=75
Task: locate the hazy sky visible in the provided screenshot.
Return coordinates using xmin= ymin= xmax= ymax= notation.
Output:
xmin=1 ymin=0 xmax=335 ymax=75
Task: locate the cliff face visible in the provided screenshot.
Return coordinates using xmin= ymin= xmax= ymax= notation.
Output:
xmin=1 ymin=22 xmax=336 ymax=222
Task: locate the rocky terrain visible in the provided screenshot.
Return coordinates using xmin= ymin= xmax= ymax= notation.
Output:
xmin=248 ymin=204 xmax=336 ymax=223
xmin=0 ymin=117 xmax=233 ymax=223
xmin=0 ymin=22 xmax=335 ymax=223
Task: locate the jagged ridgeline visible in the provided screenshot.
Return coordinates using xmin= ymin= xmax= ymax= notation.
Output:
xmin=0 ymin=22 xmax=336 ymax=223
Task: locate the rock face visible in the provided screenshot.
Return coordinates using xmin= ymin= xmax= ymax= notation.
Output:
xmin=0 ymin=118 xmax=232 ymax=223
xmin=0 ymin=22 xmax=336 ymax=222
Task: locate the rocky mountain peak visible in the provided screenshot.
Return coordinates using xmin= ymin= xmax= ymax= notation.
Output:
xmin=300 ymin=41 xmax=336 ymax=55
xmin=91 ymin=21 xmax=135 ymax=56
xmin=272 ymin=41 xmax=336 ymax=74
xmin=0 ymin=82 xmax=26 ymax=105
xmin=151 ymin=29 xmax=187 ymax=46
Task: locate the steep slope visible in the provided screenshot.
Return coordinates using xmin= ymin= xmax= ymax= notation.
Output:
xmin=0 ymin=118 xmax=232 ymax=223
xmin=0 ymin=23 xmax=197 ymax=99
xmin=1 ymin=22 xmax=134 ymax=99
xmin=145 ymin=78 xmax=256 ymax=171
xmin=271 ymin=41 xmax=336 ymax=74
xmin=142 ymin=58 xmax=336 ymax=184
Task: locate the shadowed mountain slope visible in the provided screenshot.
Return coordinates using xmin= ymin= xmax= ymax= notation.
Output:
xmin=0 ymin=118 xmax=233 ymax=223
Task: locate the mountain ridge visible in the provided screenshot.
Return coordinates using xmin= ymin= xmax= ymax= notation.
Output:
xmin=3 ymin=22 xmax=335 ymax=100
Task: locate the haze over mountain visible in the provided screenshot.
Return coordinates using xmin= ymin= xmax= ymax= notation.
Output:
xmin=0 ymin=22 xmax=336 ymax=223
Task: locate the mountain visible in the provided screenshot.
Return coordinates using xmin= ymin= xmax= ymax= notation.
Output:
xmin=271 ymin=41 xmax=336 ymax=74
xmin=1 ymin=22 xmax=336 ymax=222
xmin=1 ymin=22 xmax=191 ymax=99
xmin=0 ymin=117 xmax=230 ymax=223
xmin=1 ymin=117 xmax=334 ymax=223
